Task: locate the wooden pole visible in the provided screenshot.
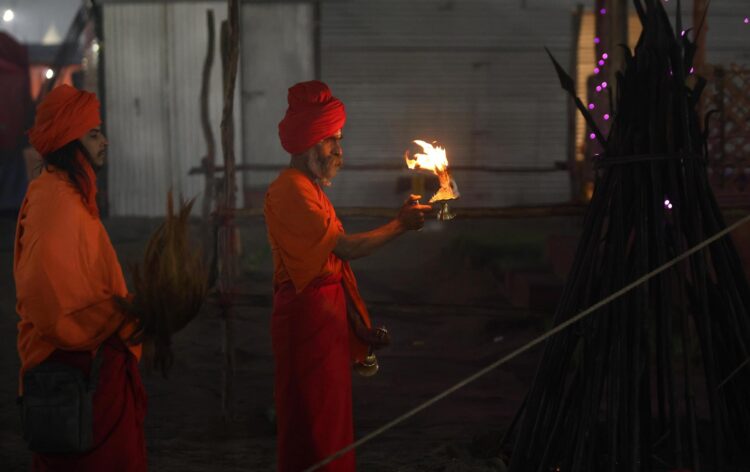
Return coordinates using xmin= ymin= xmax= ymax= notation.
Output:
xmin=607 ymin=0 xmax=628 ymax=84
xmin=200 ymin=10 xmax=216 ymax=244
xmin=692 ymin=0 xmax=708 ymax=73
xmin=218 ymin=0 xmax=240 ymax=422
xmin=569 ymin=5 xmax=584 ymax=202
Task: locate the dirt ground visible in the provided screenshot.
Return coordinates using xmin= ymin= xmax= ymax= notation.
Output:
xmin=0 ymin=214 xmax=580 ymax=471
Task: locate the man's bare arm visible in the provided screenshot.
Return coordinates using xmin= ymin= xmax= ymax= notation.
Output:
xmin=333 ymin=195 xmax=432 ymax=261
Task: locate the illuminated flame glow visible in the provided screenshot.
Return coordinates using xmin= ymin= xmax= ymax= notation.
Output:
xmin=404 ymin=140 xmax=459 ymax=203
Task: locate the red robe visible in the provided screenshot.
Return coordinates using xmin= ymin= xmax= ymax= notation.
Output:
xmin=265 ymin=168 xmax=372 ymax=472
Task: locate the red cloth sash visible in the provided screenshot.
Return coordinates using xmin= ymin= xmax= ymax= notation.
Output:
xmin=272 ymin=273 xmax=355 ymax=472
xmin=31 ymin=337 xmax=147 ymax=472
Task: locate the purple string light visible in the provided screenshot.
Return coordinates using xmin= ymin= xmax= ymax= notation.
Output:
xmin=599 ymin=59 xmax=606 ymax=66
xmin=596 ymin=85 xmax=603 ymax=92
xmin=600 ymin=8 xmax=607 ymax=15
xmin=594 ymin=37 xmax=601 ymax=44
xmin=589 ymin=133 xmax=596 ymax=140
xmin=602 ymin=81 xmax=608 ymax=89
xmin=589 ymin=103 xmax=596 ymax=110
xmin=594 ymin=67 xmax=601 ymax=74
xmin=602 ymin=53 xmax=609 ymax=59
xmin=744 ymin=17 xmax=749 ymax=24
xmin=604 ymin=113 xmax=610 ymax=121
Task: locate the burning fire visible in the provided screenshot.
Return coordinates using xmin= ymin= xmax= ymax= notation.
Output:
xmin=404 ymin=140 xmax=460 ymax=204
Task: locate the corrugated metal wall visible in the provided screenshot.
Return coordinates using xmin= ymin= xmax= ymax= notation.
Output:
xmin=317 ymin=0 xmax=580 ymax=208
xmin=103 ymin=0 xmax=747 ymax=214
xmin=701 ymin=2 xmax=750 ymax=65
xmin=239 ymin=3 xmax=314 ymax=208
xmin=104 ymin=2 xmax=242 ymax=216
xmin=238 ymin=0 xmax=582 ymax=209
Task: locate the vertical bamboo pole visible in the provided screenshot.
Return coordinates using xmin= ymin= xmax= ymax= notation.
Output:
xmin=569 ymin=5 xmax=584 ymax=202
xmin=218 ymin=0 xmax=240 ymax=421
xmin=200 ymin=10 xmax=216 ymax=245
xmin=692 ymin=0 xmax=708 ymax=73
xmin=607 ymin=0 xmax=628 ymax=94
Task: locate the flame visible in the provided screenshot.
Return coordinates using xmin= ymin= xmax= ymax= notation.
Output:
xmin=404 ymin=140 xmax=459 ymax=203
xmin=405 ymin=140 xmax=449 ymax=173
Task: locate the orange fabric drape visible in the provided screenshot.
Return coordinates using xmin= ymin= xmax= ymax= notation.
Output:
xmin=14 ymin=167 xmax=140 ymax=392
xmin=264 ymin=167 xmax=371 ymax=363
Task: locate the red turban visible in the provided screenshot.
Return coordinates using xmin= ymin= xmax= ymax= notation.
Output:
xmin=28 ymin=84 xmax=101 ymax=156
xmin=278 ymin=80 xmax=346 ymax=155
xmin=27 ymin=84 xmax=101 ymax=217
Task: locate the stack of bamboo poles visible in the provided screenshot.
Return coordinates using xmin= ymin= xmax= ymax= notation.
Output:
xmin=509 ymin=1 xmax=750 ymax=470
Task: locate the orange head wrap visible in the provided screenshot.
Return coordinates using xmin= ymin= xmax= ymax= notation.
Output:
xmin=27 ymin=85 xmax=101 ymax=217
xmin=278 ymin=80 xmax=346 ymax=155
xmin=28 ymin=84 xmax=101 ymax=155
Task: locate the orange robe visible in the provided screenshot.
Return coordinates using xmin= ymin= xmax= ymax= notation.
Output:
xmin=264 ymin=168 xmax=371 ymax=472
xmin=14 ymin=167 xmax=146 ymax=471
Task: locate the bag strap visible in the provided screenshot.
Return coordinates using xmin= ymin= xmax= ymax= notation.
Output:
xmin=87 ymin=344 xmax=106 ymax=393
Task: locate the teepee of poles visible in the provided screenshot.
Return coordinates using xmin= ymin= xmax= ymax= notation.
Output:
xmin=509 ymin=1 xmax=750 ymax=470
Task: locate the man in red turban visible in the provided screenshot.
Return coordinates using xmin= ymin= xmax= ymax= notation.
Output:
xmin=266 ymin=80 xmax=432 ymax=471
xmin=15 ymin=85 xmax=146 ymax=471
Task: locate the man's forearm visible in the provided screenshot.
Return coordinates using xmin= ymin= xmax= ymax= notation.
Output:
xmin=333 ymin=219 xmax=406 ymax=261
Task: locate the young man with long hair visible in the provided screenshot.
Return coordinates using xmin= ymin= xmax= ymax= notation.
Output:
xmin=14 ymin=84 xmax=146 ymax=471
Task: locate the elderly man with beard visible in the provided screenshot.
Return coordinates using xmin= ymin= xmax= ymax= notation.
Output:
xmin=14 ymin=85 xmax=146 ymax=471
xmin=264 ymin=80 xmax=431 ymax=471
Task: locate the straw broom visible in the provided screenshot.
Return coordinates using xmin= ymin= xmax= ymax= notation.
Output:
xmin=119 ymin=191 xmax=208 ymax=377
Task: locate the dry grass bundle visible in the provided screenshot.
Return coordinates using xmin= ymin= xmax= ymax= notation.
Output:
xmin=119 ymin=192 xmax=208 ymax=377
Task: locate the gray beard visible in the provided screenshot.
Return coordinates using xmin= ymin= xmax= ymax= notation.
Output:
xmin=307 ymin=153 xmax=332 ymax=187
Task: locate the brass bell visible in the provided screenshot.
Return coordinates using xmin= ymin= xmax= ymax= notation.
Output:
xmin=437 ymin=201 xmax=455 ymax=220
xmin=354 ymin=326 xmax=388 ymax=377
xmin=355 ymin=353 xmax=379 ymax=377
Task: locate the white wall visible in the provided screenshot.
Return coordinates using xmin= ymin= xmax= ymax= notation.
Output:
xmin=104 ymin=2 xmax=242 ymax=216
xmin=239 ymin=3 xmax=314 ymax=208
xmin=317 ymin=0 xmax=576 ymax=208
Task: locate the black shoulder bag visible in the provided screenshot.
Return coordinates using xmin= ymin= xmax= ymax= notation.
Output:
xmin=17 ymin=346 xmax=104 ymax=454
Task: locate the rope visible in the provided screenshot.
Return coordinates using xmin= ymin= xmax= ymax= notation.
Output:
xmin=593 ymin=152 xmax=705 ymax=168
xmin=304 ymin=213 xmax=750 ymax=472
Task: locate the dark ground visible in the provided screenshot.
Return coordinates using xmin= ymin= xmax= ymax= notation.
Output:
xmin=0 ymin=213 xmax=579 ymax=471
